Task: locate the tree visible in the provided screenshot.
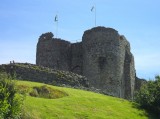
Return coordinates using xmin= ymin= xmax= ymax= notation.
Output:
xmin=135 ymin=75 xmax=160 ymax=115
xmin=0 ymin=73 xmax=23 ymax=119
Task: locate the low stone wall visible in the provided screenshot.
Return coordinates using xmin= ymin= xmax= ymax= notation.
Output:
xmin=0 ymin=63 xmax=146 ymax=98
xmin=135 ymin=77 xmax=147 ymax=91
xmin=0 ymin=63 xmax=89 ymax=88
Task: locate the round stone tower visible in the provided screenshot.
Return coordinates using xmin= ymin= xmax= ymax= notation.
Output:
xmin=82 ymin=27 xmax=135 ymax=98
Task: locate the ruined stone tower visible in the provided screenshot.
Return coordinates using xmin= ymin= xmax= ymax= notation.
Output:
xmin=82 ymin=27 xmax=135 ymax=99
xmin=36 ymin=27 xmax=136 ymax=99
xmin=36 ymin=32 xmax=71 ymax=71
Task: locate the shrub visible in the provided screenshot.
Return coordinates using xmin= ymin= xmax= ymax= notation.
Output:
xmin=29 ymin=85 xmax=68 ymax=99
xmin=135 ymin=75 xmax=160 ymax=115
xmin=0 ymin=73 xmax=23 ymax=119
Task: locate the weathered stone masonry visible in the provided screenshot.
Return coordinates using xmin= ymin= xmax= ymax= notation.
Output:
xmin=0 ymin=63 xmax=89 ymax=88
xmin=36 ymin=26 xmax=137 ymax=99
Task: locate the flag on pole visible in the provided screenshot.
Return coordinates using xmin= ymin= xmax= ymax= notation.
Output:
xmin=91 ymin=5 xmax=96 ymax=27
xmin=54 ymin=14 xmax=58 ymax=38
xmin=54 ymin=15 xmax=58 ymax=22
xmin=91 ymin=6 xmax=94 ymax=12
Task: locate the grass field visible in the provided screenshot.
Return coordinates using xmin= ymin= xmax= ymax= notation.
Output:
xmin=16 ymin=81 xmax=156 ymax=119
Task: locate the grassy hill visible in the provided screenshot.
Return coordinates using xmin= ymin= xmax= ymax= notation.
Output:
xmin=16 ymin=81 xmax=156 ymax=119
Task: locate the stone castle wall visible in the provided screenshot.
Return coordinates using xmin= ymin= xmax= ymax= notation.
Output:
xmin=36 ymin=26 xmax=138 ymax=99
xmin=0 ymin=63 xmax=89 ymax=88
xmin=36 ymin=33 xmax=71 ymax=71
xmin=70 ymin=42 xmax=83 ymax=74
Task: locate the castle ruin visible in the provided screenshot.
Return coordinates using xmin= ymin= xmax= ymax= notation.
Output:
xmin=36 ymin=27 xmax=136 ymax=99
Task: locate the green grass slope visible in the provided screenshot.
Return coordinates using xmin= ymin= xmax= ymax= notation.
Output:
xmin=16 ymin=81 xmax=156 ymax=119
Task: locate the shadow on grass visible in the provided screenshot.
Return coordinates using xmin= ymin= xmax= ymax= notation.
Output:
xmin=132 ymin=102 xmax=159 ymax=119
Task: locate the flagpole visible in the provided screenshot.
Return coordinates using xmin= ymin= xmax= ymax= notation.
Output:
xmin=95 ymin=5 xmax=96 ymax=27
xmin=54 ymin=14 xmax=58 ymax=38
xmin=91 ymin=5 xmax=97 ymax=27
xmin=56 ymin=19 xmax=58 ymax=38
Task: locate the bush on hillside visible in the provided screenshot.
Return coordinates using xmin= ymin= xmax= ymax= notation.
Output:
xmin=29 ymin=85 xmax=68 ymax=99
xmin=135 ymin=75 xmax=160 ymax=115
xmin=0 ymin=73 xmax=23 ymax=119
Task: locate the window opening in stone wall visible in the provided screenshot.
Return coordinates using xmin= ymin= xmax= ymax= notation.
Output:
xmin=98 ymin=57 xmax=106 ymax=70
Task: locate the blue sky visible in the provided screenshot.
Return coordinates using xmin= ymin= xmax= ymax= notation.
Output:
xmin=0 ymin=0 xmax=160 ymax=79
